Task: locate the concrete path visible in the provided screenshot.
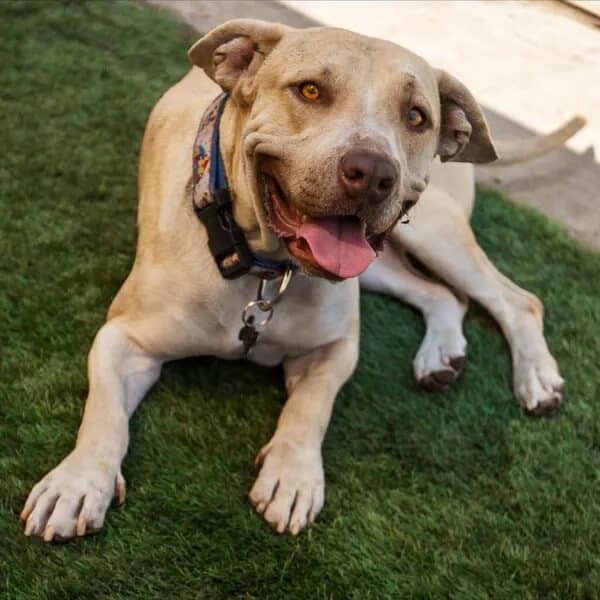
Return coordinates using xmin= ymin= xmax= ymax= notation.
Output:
xmin=147 ymin=0 xmax=599 ymax=250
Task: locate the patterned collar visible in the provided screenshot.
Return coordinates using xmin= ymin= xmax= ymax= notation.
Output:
xmin=192 ymin=94 xmax=296 ymax=280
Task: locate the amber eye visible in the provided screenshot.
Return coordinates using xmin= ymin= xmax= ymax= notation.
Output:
xmin=299 ymin=82 xmax=320 ymax=101
xmin=407 ymin=107 xmax=426 ymax=127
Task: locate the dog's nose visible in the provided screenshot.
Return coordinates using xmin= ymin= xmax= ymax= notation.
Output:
xmin=339 ymin=151 xmax=398 ymax=204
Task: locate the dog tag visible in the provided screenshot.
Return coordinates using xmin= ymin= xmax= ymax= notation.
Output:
xmin=238 ymin=271 xmax=291 ymax=356
xmin=238 ymin=324 xmax=259 ymax=355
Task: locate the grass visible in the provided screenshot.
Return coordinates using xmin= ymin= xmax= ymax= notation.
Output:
xmin=1 ymin=1 xmax=599 ymax=598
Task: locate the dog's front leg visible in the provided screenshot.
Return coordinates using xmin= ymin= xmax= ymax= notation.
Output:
xmin=249 ymin=318 xmax=359 ymax=534
xmin=20 ymin=319 xmax=162 ymax=541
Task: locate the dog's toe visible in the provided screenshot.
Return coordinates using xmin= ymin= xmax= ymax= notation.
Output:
xmin=514 ymin=353 xmax=565 ymax=417
xmin=525 ymin=388 xmax=564 ymax=418
xmin=263 ymin=483 xmax=297 ymax=533
xmin=418 ymin=355 xmax=466 ymax=392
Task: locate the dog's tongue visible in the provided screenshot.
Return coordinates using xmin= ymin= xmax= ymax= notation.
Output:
xmin=297 ymin=217 xmax=375 ymax=278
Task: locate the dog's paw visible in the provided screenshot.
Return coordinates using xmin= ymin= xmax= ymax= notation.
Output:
xmin=414 ymin=325 xmax=467 ymax=391
xmin=249 ymin=439 xmax=324 ymax=535
xmin=513 ymin=353 xmax=564 ymax=417
xmin=20 ymin=451 xmax=125 ymax=542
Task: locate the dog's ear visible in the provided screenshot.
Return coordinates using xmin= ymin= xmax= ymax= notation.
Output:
xmin=188 ymin=19 xmax=288 ymax=94
xmin=436 ymin=70 xmax=498 ymax=163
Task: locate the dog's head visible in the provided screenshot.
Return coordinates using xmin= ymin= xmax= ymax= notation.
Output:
xmin=190 ymin=20 xmax=497 ymax=279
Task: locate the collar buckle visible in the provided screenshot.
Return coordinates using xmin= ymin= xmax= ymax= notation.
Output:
xmin=194 ymin=188 xmax=254 ymax=279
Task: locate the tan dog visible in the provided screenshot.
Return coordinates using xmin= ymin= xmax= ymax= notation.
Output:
xmin=21 ymin=20 xmax=583 ymax=541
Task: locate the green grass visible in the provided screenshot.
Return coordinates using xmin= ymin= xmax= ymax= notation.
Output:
xmin=1 ymin=2 xmax=599 ymax=598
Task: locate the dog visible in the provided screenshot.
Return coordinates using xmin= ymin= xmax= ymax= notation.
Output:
xmin=20 ymin=19 xmax=584 ymax=540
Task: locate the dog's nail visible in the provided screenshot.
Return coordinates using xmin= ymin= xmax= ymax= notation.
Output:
xmin=450 ymin=355 xmax=466 ymax=372
xmin=254 ymin=451 xmax=266 ymax=467
xmin=116 ymin=474 xmax=126 ymax=505
xmin=290 ymin=522 xmax=299 ymax=535
xmin=276 ymin=521 xmax=286 ymax=534
xmin=76 ymin=516 xmax=87 ymax=536
xmin=43 ymin=525 xmax=55 ymax=542
xmin=20 ymin=507 xmax=31 ymax=523
xmin=24 ymin=519 xmax=35 ymax=536
xmin=256 ymin=502 xmax=266 ymax=514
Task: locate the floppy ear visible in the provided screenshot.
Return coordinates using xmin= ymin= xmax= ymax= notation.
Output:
xmin=188 ymin=19 xmax=288 ymax=93
xmin=436 ymin=70 xmax=498 ymax=163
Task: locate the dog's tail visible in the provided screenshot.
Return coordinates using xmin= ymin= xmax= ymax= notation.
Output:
xmin=492 ymin=115 xmax=587 ymax=166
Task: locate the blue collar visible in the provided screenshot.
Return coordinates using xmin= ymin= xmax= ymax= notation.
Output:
xmin=192 ymin=94 xmax=296 ymax=279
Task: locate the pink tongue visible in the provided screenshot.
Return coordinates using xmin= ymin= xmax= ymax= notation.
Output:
xmin=297 ymin=218 xmax=375 ymax=278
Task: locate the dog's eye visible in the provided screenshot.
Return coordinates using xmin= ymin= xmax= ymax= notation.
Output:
xmin=299 ymin=82 xmax=320 ymax=102
xmin=407 ymin=107 xmax=426 ymax=128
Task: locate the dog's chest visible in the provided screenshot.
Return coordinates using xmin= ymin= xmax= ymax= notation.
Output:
xmin=206 ymin=275 xmax=357 ymax=366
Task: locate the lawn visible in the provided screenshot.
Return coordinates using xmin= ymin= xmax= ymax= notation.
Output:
xmin=1 ymin=2 xmax=599 ymax=598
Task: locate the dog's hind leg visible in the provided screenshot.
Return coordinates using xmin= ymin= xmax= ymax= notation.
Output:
xmin=360 ymin=246 xmax=468 ymax=390
xmin=392 ymin=188 xmax=564 ymax=416
xmin=20 ymin=316 xmax=163 ymax=541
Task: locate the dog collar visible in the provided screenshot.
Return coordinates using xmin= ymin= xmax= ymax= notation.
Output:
xmin=192 ymin=93 xmax=296 ymax=280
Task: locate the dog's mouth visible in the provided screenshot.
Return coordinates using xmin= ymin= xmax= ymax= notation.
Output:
xmin=261 ymin=174 xmax=377 ymax=279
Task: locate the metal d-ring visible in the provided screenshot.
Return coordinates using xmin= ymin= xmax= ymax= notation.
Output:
xmin=257 ymin=267 xmax=293 ymax=306
xmin=240 ymin=267 xmax=294 ymax=331
xmin=241 ymin=299 xmax=274 ymax=329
